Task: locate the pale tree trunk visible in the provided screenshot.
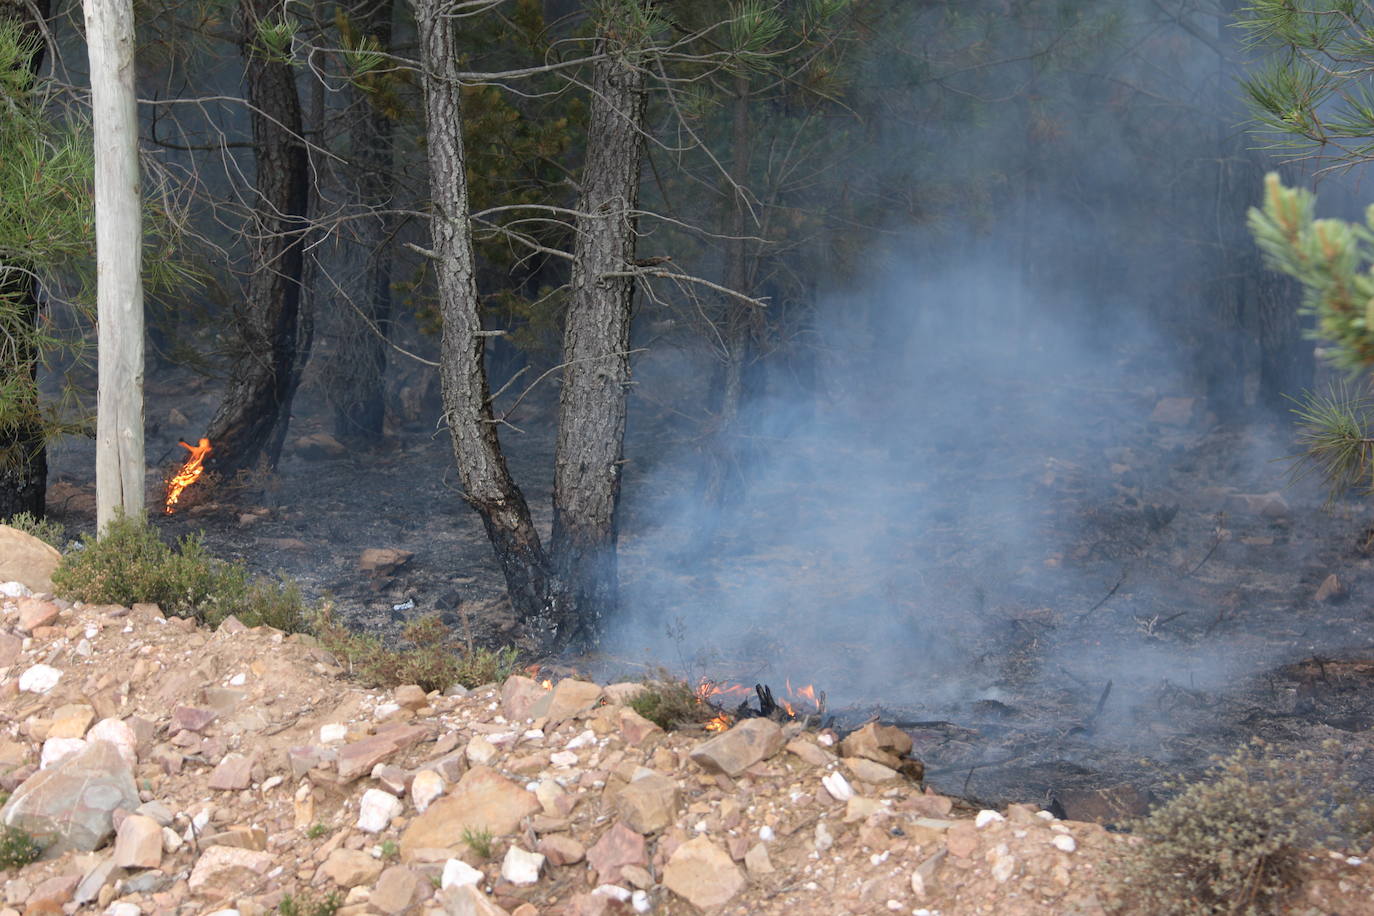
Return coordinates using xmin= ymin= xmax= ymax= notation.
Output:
xmin=205 ymin=0 xmax=310 ymax=478
xmin=413 ymin=0 xmax=556 ymax=630
xmin=85 ymin=0 xmax=146 ymax=530
xmin=550 ymin=34 xmax=648 ymax=648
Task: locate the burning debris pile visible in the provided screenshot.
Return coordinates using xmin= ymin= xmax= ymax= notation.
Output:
xmin=697 ymin=679 xmax=826 ymax=732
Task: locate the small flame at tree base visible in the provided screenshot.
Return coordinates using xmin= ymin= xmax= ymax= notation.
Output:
xmin=165 ymin=438 xmax=212 ymax=514
xmin=696 ymin=678 xmax=823 ymax=732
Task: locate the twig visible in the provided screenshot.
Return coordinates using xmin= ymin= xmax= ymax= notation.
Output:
xmin=1188 ymin=512 xmax=1227 ymax=576
xmin=1075 ymin=570 xmax=1127 ymax=623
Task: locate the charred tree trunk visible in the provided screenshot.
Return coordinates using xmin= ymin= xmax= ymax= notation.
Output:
xmin=329 ymin=0 xmax=395 ymax=447
xmin=0 ymin=0 xmax=51 ymax=519
xmin=549 ymin=33 xmax=648 ymax=649
xmin=205 ymin=0 xmax=310 ymax=478
xmin=415 ymin=0 xmax=555 ymax=630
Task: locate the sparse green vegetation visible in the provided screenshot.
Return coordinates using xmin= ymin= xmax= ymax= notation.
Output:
xmin=305 ymin=822 xmax=329 ymax=840
xmin=277 ymin=890 xmax=341 ymax=916
xmin=628 ymin=672 xmax=712 ymax=731
xmin=50 ymin=514 xmax=314 ymax=631
xmin=379 ymin=839 xmax=399 ymax=859
xmin=313 ymin=609 xmax=518 ymax=694
xmin=0 ymin=824 xmax=43 ymax=871
xmin=2 ymin=511 xmax=64 ymax=549
xmin=1112 ymin=740 xmax=1374 ymax=916
xmin=461 ymin=826 xmax=494 ymax=859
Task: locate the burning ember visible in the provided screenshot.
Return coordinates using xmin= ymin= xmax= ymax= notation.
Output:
xmin=525 ymin=664 xmax=554 ymax=690
xmin=696 ymin=678 xmax=824 ymax=732
xmin=164 ymin=438 xmax=212 ymax=515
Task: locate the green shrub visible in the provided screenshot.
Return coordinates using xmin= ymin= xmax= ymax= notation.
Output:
xmin=0 ymin=824 xmax=43 ymax=870
xmin=2 ymin=511 xmax=65 ymax=549
xmin=461 ymin=826 xmax=494 ymax=859
xmin=629 ymin=673 xmax=709 ymax=731
xmin=313 ymin=610 xmax=518 ymax=693
xmin=278 ymin=890 xmax=341 ymax=916
xmin=1113 ymin=740 xmax=1374 ymax=916
xmin=50 ymin=514 xmax=313 ymax=632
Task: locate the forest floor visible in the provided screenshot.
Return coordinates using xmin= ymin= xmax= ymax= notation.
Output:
xmin=40 ymin=342 xmax=1374 ymax=815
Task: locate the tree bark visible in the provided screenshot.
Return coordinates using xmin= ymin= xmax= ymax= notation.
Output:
xmin=550 ymin=33 xmax=647 ymax=649
xmin=329 ymin=0 xmax=395 ymax=447
xmin=86 ymin=0 xmax=146 ymax=530
xmin=414 ymin=0 xmax=556 ymax=631
xmin=205 ymin=0 xmax=310 ymax=478
xmin=0 ymin=0 xmax=51 ymax=520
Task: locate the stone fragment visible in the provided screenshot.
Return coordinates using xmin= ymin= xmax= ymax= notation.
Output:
xmin=843 ymin=756 xmax=899 ymax=783
xmin=113 ymin=814 xmax=163 ymax=868
xmin=411 ymin=769 xmax=445 ymax=813
xmin=662 ymin=836 xmax=745 ymax=911
xmin=527 ymin=679 xmax=603 ymax=724
xmin=785 ymin=738 xmax=834 ymax=767
xmin=0 ymin=633 xmax=20 ymax=666
xmin=465 ymin=736 xmax=498 ymax=766
xmin=321 ymin=848 xmax=384 ymax=888
xmin=394 ymin=685 xmax=428 ymax=710
xmin=614 ymin=771 xmax=679 ymax=834
xmin=537 ymin=833 xmax=585 ymax=866
xmin=615 ymin=708 xmax=662 ymax=748
xmin=358 ymin=548 xmax=413 ymax=576
xmin=337 ymin=725 xmax=428 ymax=781
xmin=203 ymin=826 xmax=268 ymax=851
xmin=500 ymin=676 xmax=548 ymax=721
xmin=688 ymin=718 xmax=783 ymax=777
xmin=500 ymin=846 xmax=544 ymax=885
xmin=1 ymin=739 xmax=139 ymax=855
xmin=839 ymin=722 xmax=912 ymax=769
xmin=434 ymin=884 xmax=510 ymax=916
xmin=24 ymin=874 xmax=80 ymax=914
xmin=821 ymin=771 xmax=853 ymax=802
xmin=172 ymin=706 xmax=218 ymax=733
xmin=87 ymin=719 xmax=138 ymax=767
xmin=208 ymin=753 xmax=254 ymax=791
xmin=0 ymin=525 xmax=60 ymax=591
xmin=442 ymin=858 xmax=484 ymax=888
xmin=46 ymin=705 xmax=94 ymax=740
xmin=945 ymin=820 xmax=978 ymax=858
xmin=41 ymin=737 xmax=86 ymax=769
xmin=1049 ymin=784 xmax=1152 ymax=826
xmin=186 ymin=845 xmax=276 ymax=897
xmin=370 ymin=865 xmax=425 ymax=914
xmin=320 ymin=724 xmax=348 ymax=744
xmin=1316 ymin=573 xmax=1347 ymax=603
xmin=602 ymin=683 xmax=647 ymax=705
xmin=72 ymin=853 xmax=118 ymax=905
xmin=400 ymin=766 xmax=539 ymax=859
xmin=357 ymin=787 xmax=404 ymax=833
xmin=16 ymin=598 xmax=59 ymax=633
xmin=18 ymin=664 xmax=62 ymax=694
xmin=586 ymin=822 xmax=646 ymax=885
xmin=745 ymin=842 xmax=774 ymax=875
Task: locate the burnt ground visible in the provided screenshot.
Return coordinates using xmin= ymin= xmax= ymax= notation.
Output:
xmin=37 ymin=344 xmax=1374 ymax=814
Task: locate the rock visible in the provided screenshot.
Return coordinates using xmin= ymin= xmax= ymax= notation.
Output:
xmin=500 ymin=846 xmax=544 ymax=885
xmin=586 ymin=822 xmax=647 ymax=884
xmin=186 ymin=845 xmax=276 ymax=897
xmin=337 ymin=725 xmax=428 ymax=781
xmin=441 ymin=858 xmax=484 ymax=889
xmin=1049 ymin=784 xmax=1153 ymax=826
xmin=320 ymin=723 xmax=348 ymax=744
xmin=614 ymin=771 xmax=679 ymax=834
xmin=19 ymin=664 xmax=62 ymax=694
xmin=527 ymin=679 xmax=603 ymax=724
xmin=1149 ymin=396 xmax=1196 ymax=426
xmin=208 ymin=753 xmax=254 ymax=791
xmin=72 ymin=853 xmax=118 ymax=905
xmin=41 ymin=737 xmax=87 ymax=769
xmin=843 ymin=756 xmax=900 ymax=783
xmin=821 ymin=771 xmax=853 ymax=802
xmin=465 ymin=736 xmax=498 ymax=766
xmin=400 ymin=766 xmax=539 ymax=859
xmin=47 ymin=705 xmax=94 ymax=740
xmin=24 ymin=874 xmax=79 ymax=914
xmin=688 ymin=718 xmax=783 ymax=777
xmin=411 ymin=769 xmax=445 ymax=813
xmin=785 ymin=738 xmax=834 ymax=767
xmin=358 ymin=548 xmax=413 ymax=576
xmin=745 ymin=842 xmax=774 ymax=875
xmin=500 ymin=676 xmax=548 ymax=721
xmin=0 ymin=525 xmax=60 ymax=592
xmin=370 ymin=865 xmax=425 ymax=914
xmin=945 ymin=820 xmax=978 ymax=858
xmin=394 ymin=685 xmax=428 ymax=710
xmin=839 ymin=722 xmax=912 ymax=769
xmin=86 ymin=719 xmax=138 ymax=767
xmin=321 ymin=848 xmax=384 ymax=888
xmin=0 ymin=633 xmax=21 ymax=667
xmin=113 ymin=814 xmax=163 ymax=869
xmin=1316 ymin=573 xmax=1347 ymax=603
xmin=616 ymin=708 xmax=663 ymax=748
xmin=16 ymin=598 xmax=59 ymax=633
xmin=357 ymin=787 xmax=404 ymax=833
xmin=662 ymin=836 xmax=745 ymax=911
xmin=172 ymin=706 xmax=218 ymax=733
xmin=434 ymin=884 xmax=510 ymax=916
xmin=295 ymin=432 xmax=348 ymax=460
xmin=537 ymin=834 xmax=585 ymax=866
xmin=602 ymin=683 xmax=647 ymax=705
xmin=1 ymin=739 xmax=139 ymax=855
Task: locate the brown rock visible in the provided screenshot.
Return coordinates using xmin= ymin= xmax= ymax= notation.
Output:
xmin=616 ymin=708 xmax=663 ymax=748
xmin=586 ymin=821 xmax=647 ymax=884
xmin=526 ymin=679 xmax=603 ymax=724
xmin=602 ymin=682 xmax=647 ymax=705
xmin=688 ymin=718 xmax=783 ymax=777
xmin=536 ymin=833 xmax=585 ymax=866
xmin=207 ymin=753 xmax=254 ymax=790
xmin=0 ymin=633 xmax=21 ymax=667
xmin=321 ymin=848 xmax=384 ymax=888
xmin=0 ymin=739 xmax=139 ymax=855
xmin=1050 ymin=784 xmax=1153 ymax=826
xmin=358 ymin=547 xmax=414 ymax=576
xmin=172 ymin=706 xmax=218 ymax=733
xmin=113 ymin=814 xmax=163 ymax=868
xmin=744 ymin=842 xmax=774 ymax=876
xmin=614 ymin=772 xmax=679 ymax=834
xmin=47 ymin=705 xmax=95 ymax=740
xmin=0 ymin=525 xmax=60 ymax=592
xmin=843 ymin=756 xmax=900 ymax=783
xmin=400 ymin=766 xmax=539 ymax=859
xmin=187 ymin=845 xmax=276 ymax=897
xmin=394 ymin=685 xmax=429 ymax=710
xmin=434 ymin=884 xmax=510 ymax=916
xmin=337 ymin=724 xmax=428 ymax=781
xmin=24 ymin=874 xmax=80 ymax=914
xmin=945 ymin=820 xmax=978 ymax=858
xmin=663 ymin=836 xmax=745 ymax=911
xmin=839 ymin=722 xmax=912 ymax=769
xmin=370 ymin=865 xmax=425 ymax=914
xmin=785 ymin=738 xmax=835 ymax=767
xmin=1316 ymin=573 xmax=1348 ymax=603
xmin=500 ymin=675 xmax=549 ymax=721
xmin=16 ymin=598 xmax=59 ymax=633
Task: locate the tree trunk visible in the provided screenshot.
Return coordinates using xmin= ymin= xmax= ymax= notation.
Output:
xmin=414 ymin=0 xmax=556 ymax=631
xmin=0 ymin=0 xmax=51 ymax=520
xmin=205 ymin=0 xmax=310 ymax=478
xmin=549 ymin=34 xmax=647 ymax=649
xmin=86 ymin=0 xmax=146 ymax=530
xmin=329 ymin=0 xmax=395 ymax=447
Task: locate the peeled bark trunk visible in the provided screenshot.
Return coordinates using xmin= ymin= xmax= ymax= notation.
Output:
xmin=205 ymin=0 xmax=310 ymax=478
xmin=414 ymin=0 xmax=556 ymax=631
xmin=329 ymin=0 xmax=395 ymax=447
xmin=0 ymin=0 xmax=51 ymax=519
xmin=550 ymin=37 xmax=647 ymax=649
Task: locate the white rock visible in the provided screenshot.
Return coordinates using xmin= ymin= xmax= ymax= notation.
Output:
xmin=991 ymin=846 xmax=1015 ymax=883
xmin=228 ymin=673 xmax=246 ymax=687
xmin=162 ymin=827 xmax=183 ymax=853
xmin=975 ymin=809 xmax=1005 ymax=828
xmin=19 ymin=663 xmax=62 ymax=693
xmin=566 ymin=729 xmax=596 ymax=749
xmin=500 ymin=846 xmax=544 ymax=885
xmin=356 ymin=788 xmax=403 ymax=833
xmin=466 ymin=735 xmax=497 ymax=765
xmin=759 ymin=826 xmax=775 ymax=842
xmin=88 ymin=718 xmax=138 ymax=766
xmin=821 ymin=771 xmax=853 ymax=802
xmin=522 ymin=729 xmax=545 ymax=741
xmin=261 ymin=775 xmax=284 ymax=792
xmin=592 ymin=885 xmax=631 ymax=902
xmin=40 ymin=737 xmax=86 ymax=769
xmin=632 ymin=890 xmax=650 ymax=914
xmin=1052 ymin=834 xmax=1076 ymax=853
xmin=0 ymin=581 xmax=32 ymax=597
xmin=814 ymin=821 xmax=834 ymax=852
xmin=550 ymin=750 xmax=578 ymax=768
xmin=320 ymin=723 xmax=348 ymax=743
xmin=441 ymin=858 xmax=483 ymax=889
xmin=75 ymin=639 xmax=92 ymax=657
xmin=411 ymin=769 xmax=445 ymax=813
xmin=104 ymin=904 xmax=142 ymax=916
xmin=374 ymin=702 xmax=401 ymax=718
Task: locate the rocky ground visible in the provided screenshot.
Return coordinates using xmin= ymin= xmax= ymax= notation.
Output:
xmin=2 ymin=526 xmax=1374 ymax=916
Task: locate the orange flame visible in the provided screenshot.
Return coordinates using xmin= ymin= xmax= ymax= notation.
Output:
xmin=785 ymin=679 xmax=821 ymax=713
xmin=705 ymin=714 xmax=733 ymax=732
xmin=542 ymin=679 xmax=553 ymax=690
xmin=164 ymin=438 xmax=212 ymax=514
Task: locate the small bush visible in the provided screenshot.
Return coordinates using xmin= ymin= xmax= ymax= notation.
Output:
xmin=0 ymin=824 xmax=43 ymax=870
xmin=278 ymin=890 xmax=341 ymax=916
xmin=313 ymin=609 xmax=518 ymax=694
xmin=629 ymin=673 xmax=709 ymax=731
xmin=50 ymin=515 xmax=313 ymax=632
xmin=305 ymin=823 xmax=329 ymax=840
xmin=1113 ymin=740 xmax=1374 ymax=916
xmin=2 ymin=511 xmax=65 ymax=549
xmin=461 ymin=826 xmax=494 ymax=859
